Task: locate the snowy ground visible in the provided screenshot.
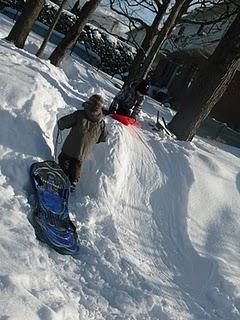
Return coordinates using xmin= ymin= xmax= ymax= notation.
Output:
xmin=0 ymin=13 xmax=240 ymax=320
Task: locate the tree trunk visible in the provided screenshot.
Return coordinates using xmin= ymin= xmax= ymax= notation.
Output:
xmin=49 ymin=0 xmax=101 ymax=66
xmin=125 ymin=1 xmax=170 ymax=85
xmin=167 ymin=12 xmax=240 ymax=141
xmin=6 ymin=0 xmax=44 ymax=48
xmin=36 ymin=0 xmax=68 ymax=57
xmin=137 ymin=0 xmax=190 ymax=80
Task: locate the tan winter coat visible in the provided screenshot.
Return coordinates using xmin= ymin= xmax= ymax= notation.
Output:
xmin=58 ymin=102 xmax=108 ymax=161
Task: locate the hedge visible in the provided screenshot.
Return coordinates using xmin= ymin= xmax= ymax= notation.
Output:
xmin=1 ymin=0 xmax=135 ymax=76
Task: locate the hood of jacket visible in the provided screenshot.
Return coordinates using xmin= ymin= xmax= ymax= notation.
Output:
xmin=83 ymin=100 xmax=103 ymax=122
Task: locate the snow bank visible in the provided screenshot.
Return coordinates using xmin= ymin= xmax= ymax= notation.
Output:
xmin=1 ymin=13 xmax=240 ymax=320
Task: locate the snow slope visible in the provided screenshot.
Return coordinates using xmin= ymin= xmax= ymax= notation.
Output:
xmin=0 ymin=13 xmax=240 ymax=320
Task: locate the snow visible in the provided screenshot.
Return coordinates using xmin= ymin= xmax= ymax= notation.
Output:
xmin=1 ymin=12 xmax=240 ymax=320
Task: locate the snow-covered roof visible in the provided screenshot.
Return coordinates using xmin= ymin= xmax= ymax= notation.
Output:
xmin=51 ymin=0 xmax=129 ymax=38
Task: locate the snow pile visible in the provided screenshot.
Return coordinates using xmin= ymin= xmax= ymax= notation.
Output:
xmin=1 ymin=13 xmax=240 ymax=320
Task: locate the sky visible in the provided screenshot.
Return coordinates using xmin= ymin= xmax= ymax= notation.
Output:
xmin=1 ymin=12 xmax=240 ymax=320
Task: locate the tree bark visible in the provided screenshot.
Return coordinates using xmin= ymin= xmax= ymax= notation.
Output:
xmin=36 ymin=0 xmax=68 ymax=57
xmin=125 ymin=0 xmax=170 ymax=85
xmin=167 ymin=12 xmax=240 ymax=141
xmin=49 ymin=0 xmax=101 ymax=66
xmin=137 ymin=0 xmax=191 ymax=80
xmin=6 ymin=0 xmax=44 ymax=48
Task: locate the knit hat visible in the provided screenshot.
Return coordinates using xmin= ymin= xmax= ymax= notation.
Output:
xmin=88 ymin=94 xmax=103 ymax=107
xmin=135 ymin=80 xmax=150 ymax=95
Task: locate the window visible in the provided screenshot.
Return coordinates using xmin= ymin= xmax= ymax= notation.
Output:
xmin=197 ymin=24 xmax=204 ymax=35
xmin=178 ymin=26 xmax=185 ymax=35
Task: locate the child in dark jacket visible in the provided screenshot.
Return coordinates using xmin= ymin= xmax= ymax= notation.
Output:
xmin=109 ymin=79 xmax=150 ymax=119
xmin=57 ymin=94 xmax=108 ymax=191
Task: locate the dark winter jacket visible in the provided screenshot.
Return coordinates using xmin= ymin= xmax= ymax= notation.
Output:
xmin=58 ymin=101 xmax=108 ymax=161
xmin=109 ymin=81 xmax=145 ymax=117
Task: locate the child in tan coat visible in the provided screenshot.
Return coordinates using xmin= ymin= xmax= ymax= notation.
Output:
xmin=58 ymin=94 xmax=108 ymax=191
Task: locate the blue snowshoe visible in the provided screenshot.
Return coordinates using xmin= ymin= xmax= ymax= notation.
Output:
xmin=30 ymin=160 xmax=79 ymax=255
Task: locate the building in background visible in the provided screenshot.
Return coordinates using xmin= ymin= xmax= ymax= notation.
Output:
xmin=51 ymin=0 xmax=129 ymax=39
xmin=150 ymin=3 xmax=240 ymax=130
xmin=126 ymin=26 xmax=146 ymax=46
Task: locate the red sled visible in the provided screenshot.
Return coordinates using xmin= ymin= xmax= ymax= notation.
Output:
xmin=111 ymin=114 xmax=140 ymax=128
